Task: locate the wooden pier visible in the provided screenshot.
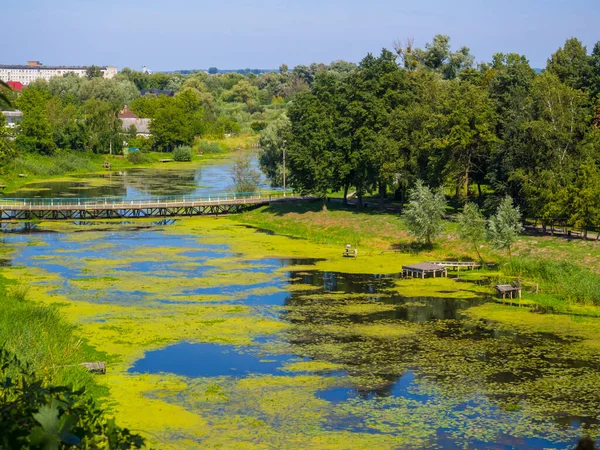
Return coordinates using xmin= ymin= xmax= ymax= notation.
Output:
xmin=402 ymin=263 xmax=448 ymax=279
xmin=0 ymin=193 xmax=310 ymax=221
xmin=428 ymin=261 xmax=481 ymax=270
xmin=495 ymin=284 xmax=522 ymax=299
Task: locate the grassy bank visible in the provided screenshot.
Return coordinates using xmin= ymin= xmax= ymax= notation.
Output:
xmin=0 ymin=275 xmax=108 ymax=397
xmin=232 ymin=202 xmax=600 ymax=315
xmin=195 ymin=133 xmax=259 ymax=153
xmin=0 ymin=145 xmax=238 ymax=194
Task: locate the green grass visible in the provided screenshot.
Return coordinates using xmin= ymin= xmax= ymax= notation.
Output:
xmin=503 ymin=257 xmax=600 ymax=306
xmin=195 ymin=134 xmax=259 ymax=153
xmin=11 ymin=152 xmax=99 ymax=177
xmin=233 ymin=201 xmax=600 ymax=314
xmin=0 ymin=276 xmax=108 ymax=396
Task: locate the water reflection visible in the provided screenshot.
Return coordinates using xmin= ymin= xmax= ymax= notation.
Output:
xmin=4 ymin=157 xmax=271 ymax=199
xmin=130 ymin=342 xmax=306 ymax=378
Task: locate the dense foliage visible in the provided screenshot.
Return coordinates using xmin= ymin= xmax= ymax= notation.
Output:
xmin=3 ymin=61 xmax=355 ymax=156
xmin=275 ymin=36 xmax=600 ymax=234
xmin=0 ymin=347 xmax=145 ymax=449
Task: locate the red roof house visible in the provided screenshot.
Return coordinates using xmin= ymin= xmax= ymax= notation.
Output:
xmin=118 ymin=105 xmax=139 ymax=119
xmin=7 ymin=81 xmax=23 ymax=92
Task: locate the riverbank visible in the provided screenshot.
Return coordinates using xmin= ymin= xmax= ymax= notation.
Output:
xmin=0 ymin=134 xmax=259 ymax=194
xmin=0 ymin=273 xmax=107 ymax=397
xmin=232 ymin=202 xmax=600 ymax=316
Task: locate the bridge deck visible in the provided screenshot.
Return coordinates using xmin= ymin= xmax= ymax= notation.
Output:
xmin=0 ymin=193 xmax=310 ymax=220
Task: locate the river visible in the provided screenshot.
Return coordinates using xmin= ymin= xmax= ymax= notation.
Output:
xmin=1 ymin=158 xmax=599 ymax=449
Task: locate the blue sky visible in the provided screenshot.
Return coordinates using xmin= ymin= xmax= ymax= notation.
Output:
xmin=4 ymin=0 xmax=598 ymax=71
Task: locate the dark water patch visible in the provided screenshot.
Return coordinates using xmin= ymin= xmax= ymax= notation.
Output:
xmin=244 ymin=257 xmax=326 ymax=268
xmin=318 ymin=371 xmax=432 ymax=404
xmin=289 ymin=270 xmax=398 ymax=294
xmin=129 ymin=342 xmax=305 ymax=378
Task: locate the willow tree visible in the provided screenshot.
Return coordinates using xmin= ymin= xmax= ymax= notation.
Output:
xmin=402 ymin=180 xmax=447 ymax=247
xmin=488 ymin=196 xmax=522 ymax=257
xmin=458 ymin=203 xmax=487 ymax=261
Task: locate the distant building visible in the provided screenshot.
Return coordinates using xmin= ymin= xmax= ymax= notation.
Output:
xmin=118 ymin=106 xmax=151 ymax=137
xmin=1 ymin=110 xmax=23 ymax=128
xmin=0 ymin=61 xmax=118 ymax=86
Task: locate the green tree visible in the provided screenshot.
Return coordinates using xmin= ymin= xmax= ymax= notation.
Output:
xmin=208 ymin=67 xmax=218 ymax=75
xmin=344 ymin=49 xmax=411 ymax=207
xmin=81 ymin=99 xmax=122 ymax=154
xmin=286 ymin=73 xmax=345 ymax=210
xmin=457 ymin=203 xmax=487 ymax=261
xmin=546 ymin=38 xmax=592 ymax=92
xmin=149 ymin=97 xmax=194 ymax=151
xmin=221 ymin=79 xmax=259 ymax=104
xmin=567 ymin=158 xmax=600 ymax=238
xmin=15 ymin=89 xmax=55 ymax=155
xmin=231 ymin=153 xmax=261 ymax=193
xmin=258 ymin=114 xmax=291 ymax=187
xmin=394 ymin=35 xmax=474 ymax=79
xmin=0 ymin=80 xmax=14 ymax=108
xmin=0 ymin=113 xmax=17 ymax=165
xmin=431 ymin=80 xmax=499 ymax=201
xmin=488 ymin=196 xmax=522 ymax=256
xmin=86 ymin=65 xmax=103 ymax=80
xmin=486 ymin=53 xmax=537 ymax=200
xmin=401 ymin=180 xmax=447 ymax=247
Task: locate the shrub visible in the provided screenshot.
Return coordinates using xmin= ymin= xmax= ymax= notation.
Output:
xmin=251 ymin=121 xmax=266 ymax=132
xmin=127 ymin=151 xmax=146 ymax=165
xmin=0 ymin=347 xmax=145 ymax=449
xmin=197 ymin=140 xmax=224 ymax=154
xmin=173 ymin=145 xmax=192 ymax=162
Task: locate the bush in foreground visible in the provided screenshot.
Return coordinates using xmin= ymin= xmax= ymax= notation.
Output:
xmin=0 ymin=347 xmax=145 ymax=449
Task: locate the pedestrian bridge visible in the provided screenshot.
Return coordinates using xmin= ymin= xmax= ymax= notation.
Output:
xmin=0 ymin=192 xmax=308 ymax=220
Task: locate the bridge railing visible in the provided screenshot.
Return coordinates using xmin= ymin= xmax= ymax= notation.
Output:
xmin=0 ymin=191 xmax=296 ymax=208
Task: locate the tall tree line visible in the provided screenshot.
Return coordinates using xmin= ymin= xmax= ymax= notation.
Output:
xmin=264 ymin=36 xmax=600 ymax=232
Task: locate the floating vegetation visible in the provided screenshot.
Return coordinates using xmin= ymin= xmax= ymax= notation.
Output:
xmin=0 ymin=217 xmax=598 ymax=448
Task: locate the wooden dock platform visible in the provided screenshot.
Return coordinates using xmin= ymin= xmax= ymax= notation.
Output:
xmin=495 ymin=284 xmax=522 ymax=299
xmin=402 ymin=263 xmax=448 ymax=279
xmin=429 ymin=261 xmax=481 ymax=270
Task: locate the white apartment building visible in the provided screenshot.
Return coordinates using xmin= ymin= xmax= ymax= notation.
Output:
xmin=0 ymin=61 xmax=118 ymax=86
